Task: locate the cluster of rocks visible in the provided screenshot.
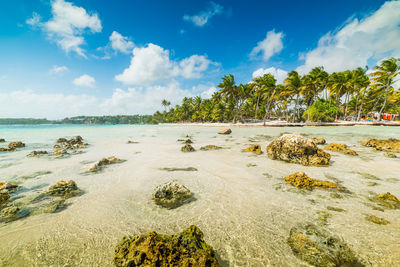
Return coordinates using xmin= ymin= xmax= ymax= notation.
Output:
xmin=325 ymin=143 xmax=358 ymax=156
xmin=153 ymin=182 xmax=193 ymax=209
xmin=0 ymin=141 xmax=25 ymax=152
xmin=266 ymin=134 xmax=331 ymax=166
xmin=52 ymin=136 xmax=88 ymax=157
xmin=362 ymin=138 xmax=400 ymax=152
xmin=284 ymin=172 xmax=343 ymax=191
xmin=86 ymin=156 xmax=122 ymax=172
xmin=114 ymin=225 xmax=220 ymax=267
xmin=242 ymin=144 xmax=262 ymax=155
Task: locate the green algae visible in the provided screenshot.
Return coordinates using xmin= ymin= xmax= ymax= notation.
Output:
xmin=326 ymin=206 xmax=346 ymax=212
xmin=159 ymin=167 xmax=198 ymax=172
xmin=365 ymin=215 xmax=389 ymax=225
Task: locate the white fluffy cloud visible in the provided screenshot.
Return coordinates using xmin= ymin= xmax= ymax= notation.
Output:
xmin=73 ymin=74 xmax=95 ymax=87
xmin=297 ymin=1 xmax=400 ymax=73
xmin=183 ymin=1 xmax=223 ymax=27
xmin=26 ymin=12 xmax=41 ymax=26
xmin=115 ymin=43 xmax=214 ymax=85
xmin=252 ymin=67 xmax=288 ymax=84
xmin=49 ymin=65 xmax=68 ymax=74
xmin=109 ymin=31 xmax=134 ymax=54
xmin=28 ymin=0 xmax=102 ymax=57
xmin=0 ymin=83 xmax=215 ymax=119
xmin=250 ymin=30 xmax=284 ymax=61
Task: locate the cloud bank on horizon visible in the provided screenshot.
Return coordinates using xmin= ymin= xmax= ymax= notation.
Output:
xmin=1 ymin=0 xmax=399 ymax=118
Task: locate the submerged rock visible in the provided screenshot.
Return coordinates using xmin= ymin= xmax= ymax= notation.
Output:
xmin=181 ymin=144 xmax=195 ymax=152
xmin=126 ymin=140 xmax=139 ymax=144
xmin=0 ymin=141 xmax=25 ymax=152
xmin=183 ymin=139 xmax=193 ymax=144
xmin=287 ymin=223 xmax=359 ymax=267
xmin=52 ymin=147 xmax=69 ymax=157
xmin=0 ymin=206 xmax=20 ymax=218
xmin=159 ymin=167 xmax=198 ymax=172
xmin=311 ymin=137 xmax=326 ymax=145
xmin=284 ymin=172 xmax=343 ymax=191
xmin=47 ymin=180 xmax=80 ymax=198
xmin=0 ymin=192 xmax=10 ymax=207
xmin=218 ymin=128 xmax=231 ymax=135
xmin=27 ymin=150 xmax=48 ymax=157
xmin=114 ymin=225 xmax=220 ymax=267
xmin=0 ymin=138 xmax=5 ymax=142
xmin=200 ymin=145 xmax=222 ymax=151
xmin=384 ymin=152 xmax=397 ymax=158
xmin=0 ymin=181 xmax=18 ymax=193
xmin=242 ymin=144 xmax=262 ymax=155
xmin=324 ymin=143 xmax=358 ymax=156
xmin=266 ymin=134 xmax=330 ymax=166
xmin=153 ymin=182 xmax=193 ymax=209
xmin=370 ymin=192 xmax=400 ymax=209
xmin=362 ymin=138 xmax=400 ymax=152
xmin=365 ymin=215 xmax=389 ymax=225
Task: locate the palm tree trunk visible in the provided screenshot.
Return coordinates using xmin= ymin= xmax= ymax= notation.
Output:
xmin=378 ymin=86 xmax=389 ymax=121
xmin=293 ymin=94 xmax=299 ymax=123
xmin=254 ymin=95 xmax=260 ymax=120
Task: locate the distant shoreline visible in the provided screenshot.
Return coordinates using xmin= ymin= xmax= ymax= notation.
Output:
xmin=161 ymin=121 xmax=400 ymax=127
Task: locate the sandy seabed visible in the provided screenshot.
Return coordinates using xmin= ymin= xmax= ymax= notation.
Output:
xmin=0 ymin=124 xmax=399 ymax=266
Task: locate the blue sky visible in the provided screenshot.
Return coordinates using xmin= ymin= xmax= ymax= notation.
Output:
xmin=0 ymin=0 xmax=399 ymax=118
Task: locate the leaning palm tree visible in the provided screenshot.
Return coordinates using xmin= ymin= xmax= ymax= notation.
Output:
xmin=161 ymin=99 xmax=171 ymax=112
xmin=283 ymin=70 xmax=302 ymax=122
xmin=369 ymin=57 xmax=400 ymax=120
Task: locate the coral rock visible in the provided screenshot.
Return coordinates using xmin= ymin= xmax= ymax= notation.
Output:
xmin=153 ymin=182 xmax=193 ymax=209
xmin=325 ymin=143 xmax=358 ymax=156
xmin=181 ymin=144 xmax=195 ymax=152
xmin=287 ymin=223 xmax=359 ymax=267
xmin=311 ymin=137 xmax=326 ymax=145
xmin=200 ymin=145 xmax=222 ymax=151
xmin=242 ymin=144 xmax=262 ymax=155
xmin=266 ymin=134 xmax=331 ymax=166
xmin=47 ymin=180 xmax=79 ymax=198
xmin=362 ymin=138 xmax=400 ymax=152
xmin=218 ymin=129 xmax=231 ymax=135
xmin=114 ymin=225 xmax=220 ymax=267
xmin=284 ymin=172 xmax=342 ymax=190
xmin=371 ymin=192 xmax=400 ymax=209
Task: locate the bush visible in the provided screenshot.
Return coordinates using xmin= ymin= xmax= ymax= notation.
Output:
xmin=302 ymin=99 xmax=342 ymax=122
xmin=150 ymin=119 xmax=159 ymax=125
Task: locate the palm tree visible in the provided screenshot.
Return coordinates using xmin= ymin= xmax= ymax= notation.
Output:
xmin=218 ymin=74 xmax=239 ymax=123
xmin=161 ymin=99 xmax=170 ymax=112
xmin=256 ymin=73 xmax=277 ymax=125
xmin=283 ymin=70 xmax=302 ymax=122
xmin=369 ymin=57 xmax=400 ymax=120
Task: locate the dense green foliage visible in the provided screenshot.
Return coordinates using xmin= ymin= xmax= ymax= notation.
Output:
xmin=302 ymin=99 xmax=342 ymax=122
xmin=155 ymin=58 xmax=400 ymax=123
xmin=0 ymin=115 xmax=154 ymax=125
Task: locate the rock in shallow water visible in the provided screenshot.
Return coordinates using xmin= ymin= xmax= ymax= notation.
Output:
xmin=153 ymin=182 xmax=193 ymax=209
xmin=114 ymin=225 xmax=220 ymax=267
xmin=311 ymin=136 xmax=326 ymax=145
xmin=242 ymin=144 xmax=262 ymax=155
xmin=287 ymin=223 xmax=360 ymax=267
xmin=325 ymin=143 xmax=358 ymax=156
xmin=218 ymin=128 xmax=231 ymax=135
xmin=27 ymin=150 xmax=48 ymax=157
xmin=0 ymin=141 xmax=25 ymax=152
xmin=362 ymin=138 xmax=400 ymax=152
xmin=0 ymin=192 xmax=10 ymax=207
xmin=266 ymin=134 xmax=330 ymax=166
xmin=370 ymin=192 xmax=400 ymax=209
xmin=181 ymin=144 xmax=195 ymax=152
xmin=200 ymin=145 xmax=222 ymax=151
xmin=284 ymin=172 xmax=343 ymax=191
xmin=47 ymin=180 xmax=80 ymax=198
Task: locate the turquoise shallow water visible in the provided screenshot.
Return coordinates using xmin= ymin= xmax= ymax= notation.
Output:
xmin=0 ymin=125 xmax=399 ymax=266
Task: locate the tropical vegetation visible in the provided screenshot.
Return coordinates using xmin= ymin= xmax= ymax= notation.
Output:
xmin=154 ymin=57 xmax=400 ymax=123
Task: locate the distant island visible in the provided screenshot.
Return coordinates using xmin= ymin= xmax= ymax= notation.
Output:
xmin=0 ymin=115 xmax=155 ymax=125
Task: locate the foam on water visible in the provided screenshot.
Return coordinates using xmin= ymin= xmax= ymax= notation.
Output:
xmin=0 ymin=125 xmax=399 ymax=266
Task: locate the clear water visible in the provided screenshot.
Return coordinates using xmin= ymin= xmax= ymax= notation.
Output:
xmin=0 ymin=125 xmax=399 ymax=266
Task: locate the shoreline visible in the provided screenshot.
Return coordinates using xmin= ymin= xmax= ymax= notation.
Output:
xmin=161 ymin=120 xmax=400 ymax=127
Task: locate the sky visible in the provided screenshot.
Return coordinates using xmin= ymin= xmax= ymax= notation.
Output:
xmin=0 ymin=0 xmax=399 ymax=119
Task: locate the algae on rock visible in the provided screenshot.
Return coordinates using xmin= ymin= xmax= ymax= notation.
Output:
xmin=153 ymin=182 xmax=193 ymax=209
xmin=370 ymin=192 xmax=400 ymax=209
xmin=114 ymin=225 xmax=220 ymax=267
xmin=362 ymin=138 xmax=400 ymax=152
xmin=181 ymin=144 xmax=195 ymax=152
xmin=242 ymin=144 xmax=262 ymax=155
xmin=200 ymin=145 xmax=222 ymax=151
xmin=47 ymin=180 xmax=80 ymax=198
xmin=287 ymin=223 xmax=359 ymax=267
xmin=284 ymin=172 xmax=344 ymax=191
xmin=325 ymin=143 xmax=358 ymax=156
xmin=267 ymin=134 xmax=331 ymax=166
xmin=365 ymin=215 xmax=389 ymax=225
